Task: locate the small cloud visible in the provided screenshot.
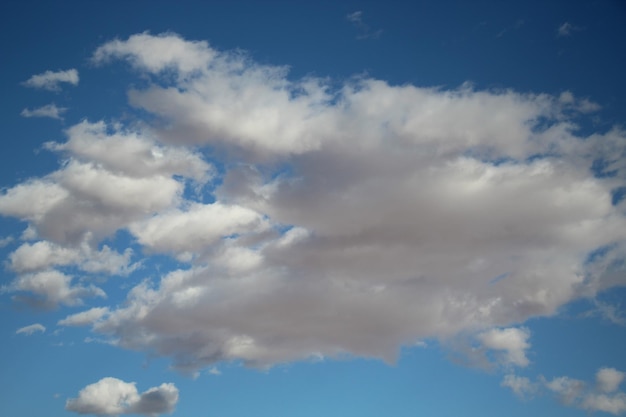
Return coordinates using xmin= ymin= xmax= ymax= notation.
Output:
xmin=557 ymin=22 xmax=581 ymax=38
xmin=502 ymin=374 xmax=537 ymax=399
xmin=22 ymin=69 xmax=79 ymax=91
xmin=208 ymin=367 xmax=221 ymax=376
xmin=58 ymin=307 xmax=109 ymax=326
xmin=496 ymin=19 xmax=525 ymax=38
xmin=597 ymin=368 xmax=625 ymax=394
xmin=66 ymin=377 xmax=179 ymax=416
xmin=16 ymin=323 xmax=46 ymax=335
xmin=478 ymin=327 xmax=531 ymax=368
xmin=0 ymin=236 xmax=13 ymax=248
xmin=21 ymin=103 xmax=67 ymax=120
xmin=346 ymin=10 xmax=382 ymax=40
xmin=558 ymin=91 xmax=601 ymax=114
xmin=545 ymin=375 xmax=586 ymax=405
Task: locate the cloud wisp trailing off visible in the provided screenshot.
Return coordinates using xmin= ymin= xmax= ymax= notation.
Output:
xmin=2 ymin=33 xmax=626 ymax=374
xmin=22 ymin=69 xmax=79 ymax=91
xmin=20 ymin=103 xmax=67 ymax=120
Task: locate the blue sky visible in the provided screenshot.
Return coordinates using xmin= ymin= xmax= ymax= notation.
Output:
xmin=1 ymin=1 xmax=626 ymax=416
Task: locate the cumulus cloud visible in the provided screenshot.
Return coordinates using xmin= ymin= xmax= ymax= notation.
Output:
xmin=597 ymin=368 xmax=625 ymax=394
xmin=21 ymin=103 xmax=67 ymax=120
xmin=478 ymin=327 xmax=531 ymax=367
xmin=66 ymin=377 xmax=178 ymax=416
xmin=0 ymin=121 xmax=211 ymax=245
xmin=3 ymin=269 xmax=105 ymax=308
xmin=2 ymin=33 xmax=626 ymax=371
xmin=9 ymin=240 xmax=137 ymax=275
xmin=22 ymin=69 xmax=79 ymax=91
xmin=16 ymin=323 xmax=46 ymax=335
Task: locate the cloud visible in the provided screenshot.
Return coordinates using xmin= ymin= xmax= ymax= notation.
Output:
xmin=3 ymin=269 xmax=105 ymax=308
xmin=92 ymin=32 xmax=215 ymax=75
xmin=58 ymin=307 xmax=110 ymax=326
xmin=545 ymin=376 xmax=586 ymax=405
xmin=9 ymin=240 xmax=137 ymax=276
xmin=21 ymin=103 xmax=67 ymax=120
xmin=208 ymin=367 xmax=221 ymax=376
xmin=478 ymin=327 xmax=531 ymax=367
xmin=15 ymin=323 xmax=46 ymax=335
xmin=540 ymin=368 xmax=626 ymax=415
xmin=0 ymin=235 xmax=13 ymax=248
xmin=557 ymin=22 xmax=581 ymax=38
xmin=597 ymin=368 xmax=625 ymax=394
xmin=583 ymin=393 xmax=626 ymax=415
xmin=558 ymin=91 xmax=601 ymax=113
xmin=22 ymin=69 xmax=79 ymax=91
xmin=346 ymin=10 xmax=382 ymax=39
xmin=2 ymin=33 xmax=626 ymax=371
xmin=0 ymin=121 xmax=211 ymax=245
xmin=65 ymin=377 xmax=178 ymax=416
xmin=502 ymin=374 xmax=536 ymax=398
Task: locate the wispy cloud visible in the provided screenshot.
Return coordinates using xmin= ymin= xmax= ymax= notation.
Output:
xmin=0 ymin=236 xmax=13 ymax=248
xmin=21 ymin=103 xmax=67 ymax=120
xmin=557 ymin=22 xmax=582 ymax=38
xmin=16 ymin=323 xmax=46 ymax=335
xmin=347 ymin=11 xmax=382 ymax=39
xmin=22 ymin=69 xmax=79 ymax=91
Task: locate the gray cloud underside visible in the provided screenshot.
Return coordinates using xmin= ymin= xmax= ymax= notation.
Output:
xmin=1 ymin=33 xmax=625 ymax=371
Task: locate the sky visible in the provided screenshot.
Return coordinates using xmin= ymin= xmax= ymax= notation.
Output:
xmin=1 ymin=1 xmax=626 ymax=416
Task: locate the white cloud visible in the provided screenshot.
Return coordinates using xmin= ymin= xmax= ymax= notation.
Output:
xmin=502 ymin=374 xmax=536 ymax=398
xmin=21 ymin=103 xmax=67 ymax=120
xmin=597 ymin=368 xmax=625 ymax=393
xmin=58 ymin=307 xmax=110 ymax=326
xmin=92 ymin=32 xmax=215 ymax=76
xmin=545 ymin=376 xmax=586 ymax=405
xmin=3 ymin=269 xmax=105 ymax=308
xmin=9 ymin=240 xmax=137 ymax=276
xmin=539 ymin=368 xmax=626 ymax=415
xmin=15 ymin=323 xmax=46 ymax=335
xmin=46 ymin=121 xmax=212 ymax=182
xmin=22 ymin=69 xmax=79 ymax=91
xmin=128 ymin=202 xmax=267 ymax=255
xmin=583 ymin=393 xmax=626 ymax=415
xmin=558 ymin=91 xmax=600 ymax=113
xmin=3 ymin=33 xmax=626 ymax=371
xmin=66 ymin=377 xmax=178 ymax=416
xmin=557 ymin=22 xmax=581 ymax=38
xmin=0 ymin=235 xmax=13 ymax=248
xmin=346 ymin=11 xmax=382 ymax=40
xmin=478 ymin=327 xmax=531 ymax=367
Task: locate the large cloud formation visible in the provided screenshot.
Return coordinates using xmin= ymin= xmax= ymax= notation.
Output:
xmin=1 ymin=33 xmax=625 ymax=371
